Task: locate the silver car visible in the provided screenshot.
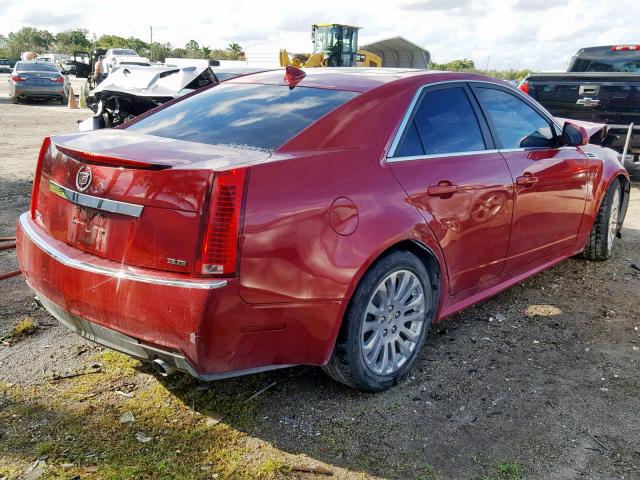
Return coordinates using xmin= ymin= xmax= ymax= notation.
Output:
xmin=9 ymin=61 xmax=70 ymax=104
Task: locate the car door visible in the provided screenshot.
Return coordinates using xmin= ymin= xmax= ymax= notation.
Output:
xmin=73 ymin=51 xmax=90 ymax=78
xmin=388 ymin=83 xmax=514 ymax=295
xmin=470 ymin=84 xmax=589 ymax=273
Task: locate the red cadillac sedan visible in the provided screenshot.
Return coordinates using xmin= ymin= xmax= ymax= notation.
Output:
xmin=17 ymin=68 xmax=629 ymax=391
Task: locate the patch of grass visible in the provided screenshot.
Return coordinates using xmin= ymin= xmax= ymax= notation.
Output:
xmin=479 ymin=460 xmax=524 ymax=480
xmin=92 ymin=350 xmax=139 ymax=373
xmin=418 ymin=464 xmax=440 ymax=479
xmin=36 ymin=441 xmax=54 ymax=456
xmin=1 ymin=317 xmax=37 ymax=342
xmin=254 ymin=458 xmax=289 ymax=478
xmin=0 ymin=372 xmax=297 ymax=480
xmin=496 ymin=461 xmax=523 ymax=479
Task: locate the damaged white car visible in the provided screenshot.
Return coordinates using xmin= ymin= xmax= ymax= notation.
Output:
xmin=80 ymin=65 xmax=269 ymax=130
xmin=81 ymin=65 xmax=217 ymax=130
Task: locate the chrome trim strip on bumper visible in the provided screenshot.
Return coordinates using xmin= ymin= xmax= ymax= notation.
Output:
xmin=49 ymin=180 xmax=144 ymax=218
xmin=19 ymin=213 xmax=227 ymax=290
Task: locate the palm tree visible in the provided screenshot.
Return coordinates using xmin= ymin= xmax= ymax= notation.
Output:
xmin=226 ymin=42 xmax=244 ymax=60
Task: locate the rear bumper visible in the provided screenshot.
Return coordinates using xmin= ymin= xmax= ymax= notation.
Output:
xmin=34 ymin=291 xmax=203 ymax=377
xmin=16 ymin=213 xmax=340 ymax=378
xmin=13 ymin=84 xmax=66 ymax=98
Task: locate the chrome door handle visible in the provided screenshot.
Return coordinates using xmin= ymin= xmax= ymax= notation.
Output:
xmin=427 ymin=184 xmax=459 ymax=196
xmin=516 ymin=175 xmax=538 ymax=187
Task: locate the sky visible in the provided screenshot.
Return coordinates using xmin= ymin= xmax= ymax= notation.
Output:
xmin=1 ymin=0 xmax=639 ymax=70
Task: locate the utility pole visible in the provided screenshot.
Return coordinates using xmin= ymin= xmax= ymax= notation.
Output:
xmin=150 ymin=26 xmax=153 ymax=45
xmin=149 ymin=26 xmax=153 ymax=62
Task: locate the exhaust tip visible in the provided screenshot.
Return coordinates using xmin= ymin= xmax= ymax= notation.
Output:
xmin=151 ymin=358 xmax=176 ymax=377
xmin=33 ymin=296 xmax=43 ymax=309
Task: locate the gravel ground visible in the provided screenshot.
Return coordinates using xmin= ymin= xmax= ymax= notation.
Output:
xmin=1 ymin=73 xmax=639 ymax=479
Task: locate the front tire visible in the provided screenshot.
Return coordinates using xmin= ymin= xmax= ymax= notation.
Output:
xmin=323 ymin=251 xmax=434 ymax=391
xmin=582 ymin=180 xmax=622 ymax=261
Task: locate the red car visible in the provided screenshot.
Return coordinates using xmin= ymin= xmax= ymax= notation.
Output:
xmin=17 ymin=68 xmax=630 ymax=391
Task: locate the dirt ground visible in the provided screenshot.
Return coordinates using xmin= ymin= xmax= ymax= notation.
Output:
xmin=1 ymin=72 xmax=639 ymax=480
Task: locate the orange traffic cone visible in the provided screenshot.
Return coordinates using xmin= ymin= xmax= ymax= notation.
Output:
xmin=68 ymin=86 xmax=78 ymax=109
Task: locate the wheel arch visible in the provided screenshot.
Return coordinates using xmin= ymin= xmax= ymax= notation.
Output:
xmin=615 ymin=173 xmax=631 ymax=227
xmin=322 ymin=236 xmax=445 ymax=365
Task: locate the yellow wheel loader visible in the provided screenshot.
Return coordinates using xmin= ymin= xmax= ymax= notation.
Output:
xmin=280 ymin=24 xmax=382 ymax=68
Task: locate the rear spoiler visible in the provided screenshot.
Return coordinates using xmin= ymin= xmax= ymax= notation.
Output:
xmin=56 ymin=144 xmax=171 ymax=170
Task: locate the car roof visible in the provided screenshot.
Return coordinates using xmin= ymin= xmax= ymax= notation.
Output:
xmin=227 ymin=68 xmax=506 ymax=93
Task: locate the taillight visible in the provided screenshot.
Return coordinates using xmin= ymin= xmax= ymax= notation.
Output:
xmin=31 ymin=137 xmax=52 ymax=219
xmin=197 ymin=168 xmax=248 ymax=276
xmin=11 ymin=75 xmax=25 ymax=82
xmin=519 ymin=80 xmax=530 ymax=95
xmin=53 ymin=76 xmax=65 ymax=83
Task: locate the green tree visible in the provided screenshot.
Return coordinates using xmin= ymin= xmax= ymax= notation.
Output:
xmin=149 ymin=42 xmax=172 ymax=62
xmin=226 ymin=42 xmax=244 ymax=60
xmin=6 ymin=27 xmax=54 ymax=57
xmin=170 ymin=48 xmax=187 ymax=58
xmin=185 ymin=39 xmax=200 ymax=51
xmin=125 ymin=36 xmax=149 ymax=55
xmin=94 ymin=34 xmax=129 ymax=49
xmin=54 ymin=29 xmax=91 ymax=54
xmin=430 ymin=58 xmax=475 ymax=71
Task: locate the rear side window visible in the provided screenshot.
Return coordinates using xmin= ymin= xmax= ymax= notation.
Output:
xmin=128 ymin=83 xmax=358 ymax=152
xmin=475 ymin=88 xmax=556 ymax=149
xmin=394 ymin=87 xmax=485 ymax=157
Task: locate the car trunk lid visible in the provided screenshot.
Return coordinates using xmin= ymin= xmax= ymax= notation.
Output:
xmin=32 ymin=129 xmax=267 ymax=274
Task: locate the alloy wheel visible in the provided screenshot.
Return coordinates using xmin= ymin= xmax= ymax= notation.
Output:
xmin=361 ymin=270 xmax=426 ymax=375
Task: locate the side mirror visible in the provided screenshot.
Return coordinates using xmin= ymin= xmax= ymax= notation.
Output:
xmin=562 ymin=122 xmax=589 ymax=146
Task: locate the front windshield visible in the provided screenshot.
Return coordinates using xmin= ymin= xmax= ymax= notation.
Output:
xmin=313 ymin=25 xmax=357 ymax=66
xmin=314 ymin=26 xmax=339 ymax=55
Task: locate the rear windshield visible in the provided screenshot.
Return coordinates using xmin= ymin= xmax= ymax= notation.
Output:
xmin=215 ymin=72 xmax=246 ymax=81
xmin=15 ymin=62 xmax=59 ymax=72
xmin=112 ymin=49 xmax=136 ymax=56
xmin=128 ymin=83 xmax=358 ymax=151
xmin=570 ymin=49 xmax=640 ymax=72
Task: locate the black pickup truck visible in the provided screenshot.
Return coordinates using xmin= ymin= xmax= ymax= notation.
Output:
xmin=520 ymin=45 xmax=640 ymax=160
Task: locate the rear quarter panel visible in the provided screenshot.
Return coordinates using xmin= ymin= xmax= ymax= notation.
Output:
xmin=238 ymin=79 xmax=446 ymax=305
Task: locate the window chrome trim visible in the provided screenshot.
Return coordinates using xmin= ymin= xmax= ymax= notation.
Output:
xmin=386 ymin=79 xmax=560 ymax=160
xmin=49 ymin=180 xmax=144 ymax=218
xmin=19 ymin=213 xmax=227 ymax=290
xmin=387 ymin=149 xmax=501 ymax=163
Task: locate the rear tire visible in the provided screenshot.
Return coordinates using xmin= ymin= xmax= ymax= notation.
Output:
xmin=582 ymin=180 xmax=622 ymax=261
xmin=10 ymin=95 xmax=19 ymax=104
xmin=323 ymin=250 xmax=434 ymax=391
xmin=60 ymin=95 xmax=68 ymax=105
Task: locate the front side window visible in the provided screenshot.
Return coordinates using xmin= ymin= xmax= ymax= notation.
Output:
xmin=475 ymin=88 xmax=556 ymax=149
xmin=394 ymin=87 xmax=486 ymax=157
